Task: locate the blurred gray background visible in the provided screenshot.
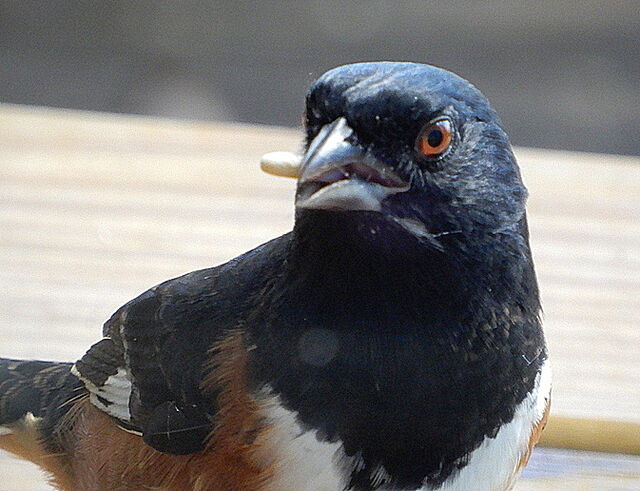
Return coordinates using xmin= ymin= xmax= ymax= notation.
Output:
xmin=1 ymin=1 xmax=638 ymax=155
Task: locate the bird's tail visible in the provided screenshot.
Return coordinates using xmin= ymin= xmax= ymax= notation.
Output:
xmin=0 ymin=357 xmax=85 ymax=457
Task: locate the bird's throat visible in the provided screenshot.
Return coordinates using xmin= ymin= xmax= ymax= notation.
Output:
xmin=287 ymin=210 xmax=472 ymax=330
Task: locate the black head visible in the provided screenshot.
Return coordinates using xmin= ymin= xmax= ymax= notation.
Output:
xmin=296 ymin=62 xmax=527 ymax=253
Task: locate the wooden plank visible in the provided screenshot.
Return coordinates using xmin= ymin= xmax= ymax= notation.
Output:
xmin=516 ymin=447 xmax=640 ymax=490
xmin=0 ymin=103 xmax=639 ymax=486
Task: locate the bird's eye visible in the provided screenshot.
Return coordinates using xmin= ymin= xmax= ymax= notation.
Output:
xmin=416 ymin=117 xmax=454 ymax=158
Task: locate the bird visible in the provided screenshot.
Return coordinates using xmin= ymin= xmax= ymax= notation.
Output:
xmin=0 ymin=62 xmax=549 ymax=491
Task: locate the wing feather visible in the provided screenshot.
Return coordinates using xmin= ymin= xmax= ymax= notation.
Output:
xmin=72 ymin=234 xmax=289 ymax=454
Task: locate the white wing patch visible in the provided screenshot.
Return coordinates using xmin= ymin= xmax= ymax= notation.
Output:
xmin=0 ymin=426 xmax=12 ymax=436
xmin=71 ymin=365 xmax=133 ymax=422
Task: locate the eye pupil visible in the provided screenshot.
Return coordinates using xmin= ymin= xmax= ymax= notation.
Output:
xmin=427 ymin=129 xmax=443 ymax=148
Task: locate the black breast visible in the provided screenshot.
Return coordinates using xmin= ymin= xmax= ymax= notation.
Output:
xmin=247 ymin=214 xmax=545 ymax=490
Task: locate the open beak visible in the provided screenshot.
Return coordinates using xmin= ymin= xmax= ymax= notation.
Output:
xmin=294 ymin=118 xmax=409 ymax=211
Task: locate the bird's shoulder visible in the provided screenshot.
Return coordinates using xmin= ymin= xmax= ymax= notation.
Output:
xmin=72 ymin=233 xmax=290 ymax=454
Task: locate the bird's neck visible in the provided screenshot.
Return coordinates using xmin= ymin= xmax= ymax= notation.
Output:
xmin=283 ymin=211 xmax=482 ymax=331
xmin=282 ymin=211 xmax=540 ymax=333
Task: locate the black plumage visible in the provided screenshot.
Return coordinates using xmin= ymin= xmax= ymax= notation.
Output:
xmin=0 ymin=358 xmax=84 ymax=451
xmin=0 ymin=62 xmax=546 ymax=491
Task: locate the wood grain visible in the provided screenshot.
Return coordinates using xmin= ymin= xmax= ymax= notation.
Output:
xmin=0 ymin=104 xmax=638 ymax=488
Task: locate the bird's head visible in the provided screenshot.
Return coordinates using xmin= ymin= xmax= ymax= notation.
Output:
xmin=265 ymin=62 xmax=528 ymax=255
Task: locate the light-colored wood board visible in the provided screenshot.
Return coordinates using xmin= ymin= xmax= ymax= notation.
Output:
xmin=516 ymin=447 xmax=640 ymax=490
xmin=0 ymin=102 xmax=638 ymax=485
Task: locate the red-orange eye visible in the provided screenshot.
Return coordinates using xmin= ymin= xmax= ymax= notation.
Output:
xmin=416 ymin=118 xmax=453 ymax=158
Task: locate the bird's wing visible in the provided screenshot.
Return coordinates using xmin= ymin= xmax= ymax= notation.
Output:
xmin=72 ymin=234 xmax=289 ymax=454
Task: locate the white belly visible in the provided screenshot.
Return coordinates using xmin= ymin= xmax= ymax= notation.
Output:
xmin=259 ymin=360 xmax=551 ymax=491
xmin=437 ymin=360 xmax=551 ymax=491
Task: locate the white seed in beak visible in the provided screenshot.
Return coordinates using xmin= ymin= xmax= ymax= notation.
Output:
xmin=260 ymin=151 xmax=302 ymax=178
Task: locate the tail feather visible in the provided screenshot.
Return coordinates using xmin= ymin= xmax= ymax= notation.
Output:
xmin=0 ymin=358 xmax=85 ymax=443
xmin=0 ymin=358 xmax=85 ymax=490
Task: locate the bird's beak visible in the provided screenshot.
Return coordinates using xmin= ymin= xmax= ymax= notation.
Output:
xmin=295 ymin=118 xmax=409 ymax=211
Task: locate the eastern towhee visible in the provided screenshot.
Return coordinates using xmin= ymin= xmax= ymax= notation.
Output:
xmin=0 ymin=62 xmax=549 ymax=491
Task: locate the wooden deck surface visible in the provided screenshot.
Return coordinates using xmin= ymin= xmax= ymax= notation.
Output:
xmin=0 ymin=104 xmax=638 ymax=489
